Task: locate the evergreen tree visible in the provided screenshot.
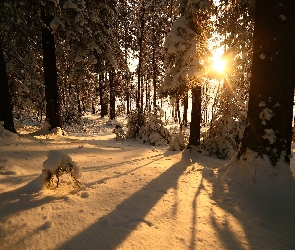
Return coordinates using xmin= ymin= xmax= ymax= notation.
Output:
xmin=159 ymin=0 xmax=213 ymax=147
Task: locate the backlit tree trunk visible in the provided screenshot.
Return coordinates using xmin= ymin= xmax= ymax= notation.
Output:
xmin=188 ymin=86 xmax=201 ymax=147
xmin=136 ymin=5 xmax=145 ymax=114
xmin=238 ymin=0 xmax=295 ymax=165
xmin=109 ymin=69 xmax=116 ymax=120
xmin=183 ymin=92 xmax=188 ymax=127
xmin=41 ymin=9 xmax=62 ymax=130
xmin=0 ymin=41 xmax=16 ymax=133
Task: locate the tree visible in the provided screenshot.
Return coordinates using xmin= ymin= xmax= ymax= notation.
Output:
xmin=0 ymin=41 xmax=16 ymax=133
xmin=159 ymin=0 xmax=212 ymax=147
xmin=224 ymin=0 xmax=295 ymax=186
xmin=239 ymin=0 xmax=295 ymax=163
xmin=1 ymin=1 xmax=45 ymax=123
xmin=203 ymin=0 xmax=254 ymax=159
xmin=41 ymin=8 xmax=62 ymax=130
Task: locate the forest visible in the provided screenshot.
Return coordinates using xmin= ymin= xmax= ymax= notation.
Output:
xmin=1 ymin=0 xmax=256 ymax=157
xmin=1 ymin=0 xmax=295 ymax=249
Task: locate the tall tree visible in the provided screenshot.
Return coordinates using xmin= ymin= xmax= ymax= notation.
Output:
xmin=41 ymin=8 xmax=62 ymax=130
xmin=238 ymin=0 xmax=295 ymax=165
xmin=159 ymin=0 xmax=212 ymax=147
xmin=223 ymin=0 xmax=295 ymax=186
xmin=0 ymin=41 xmax=16 ymax=133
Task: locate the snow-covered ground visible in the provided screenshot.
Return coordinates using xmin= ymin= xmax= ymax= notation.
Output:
xmin=0 ymin=116 xmax=295 ymax=250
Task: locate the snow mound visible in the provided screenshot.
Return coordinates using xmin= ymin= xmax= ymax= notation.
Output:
xmin=168 ymin=132 xmax=188 ymax=151
xmin=30 ymin=121 xmax=66 ymax=137
xmin=0 ymin=165 xmax=26 ymax=176
xmin=0 ymin=124 xmax=18 ymax=140
xmin=221 ymin=149 xmax=295 ymax=195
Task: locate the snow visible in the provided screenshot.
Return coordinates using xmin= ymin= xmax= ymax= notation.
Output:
xmin=262 ymin=128 xmax=276 ymax=144
xmin=259 ymin=54 xmax=266 ymax=60
xmin=279 ymin=15 xmax=287 ymax=21
xmin=1 ymin=116 xmax=295 ymax=250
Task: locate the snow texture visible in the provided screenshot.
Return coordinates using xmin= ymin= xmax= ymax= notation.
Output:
xmin=0 ymin=116 xmax=295 ymax=250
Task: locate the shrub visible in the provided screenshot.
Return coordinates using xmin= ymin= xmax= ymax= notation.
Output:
xmin=42 ymin=150 xmax=82 ymax=188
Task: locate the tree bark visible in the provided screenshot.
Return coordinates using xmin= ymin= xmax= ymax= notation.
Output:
xmin=99 ymin=73 xmax=108 ymax=117
xmin=41 ymin=9 xmax=62 ymax=130
xmin=183 ymin=92 xmax=188 ymax=127
xmin=109 ymin=69 xmax=116 ymax=120
xmin=136 ymin=5 xmax=145 ymax=114
xmin=238 ymin=0 xmax=295 ymax=165
xmin=188 ymin=86 xmax=201 ymax=147
xmin=0 ymin=41 xmax=16 ymax=133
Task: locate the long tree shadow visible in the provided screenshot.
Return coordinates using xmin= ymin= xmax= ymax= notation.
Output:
xmin=0 ymin=176 xmax=64 ymax=220
xmin=57 ymin=152 xmax=191 ymax=250
xmin=85 ymin=155 xmax=165 ymax=187
xmin=208 ymin=169 xmax=295 ymax=250
xmin=189 ymin=175 xmax=204 ymax=250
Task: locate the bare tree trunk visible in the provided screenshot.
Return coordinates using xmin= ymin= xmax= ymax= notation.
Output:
xmin=91 ymin=102 xmax=96 ymax=114
xmin=109 ymin=69 xmax=116 ymax=120
xmin=126 ymin=92 xmax=130 ymax=115
xmin=41 ymin=9 xmax=62 ymax=130
xmin=238 ymin=0 xmax=295 ymax=165
xmin=183 ymin=92 xmax=188 ymax=127
xmin=0 ymin=41 xmax=16 ymax=133
xmin=99 ymin=73 xmax=108 ymax=117
xmin=136 ymin=5 xmax=145 ymax=114
xmin=188 ymin=86 xmax=201 ymax=147
xmin=76 ymin=85 xmax=82 ymax=114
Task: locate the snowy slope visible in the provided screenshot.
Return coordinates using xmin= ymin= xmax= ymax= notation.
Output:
xmin=0 ymin=117 xmax=295 ymax=250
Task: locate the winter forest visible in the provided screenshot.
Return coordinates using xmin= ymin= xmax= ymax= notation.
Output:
xmin=1 ymin=0 xmax=295 ymax=249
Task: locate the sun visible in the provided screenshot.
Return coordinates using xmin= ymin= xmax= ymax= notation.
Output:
xmin=212 ymin=54 xmax=226 ymax=74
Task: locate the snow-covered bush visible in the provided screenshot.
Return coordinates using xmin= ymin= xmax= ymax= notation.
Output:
xmin=168 ymin=131 xmax=188 ymax=151
xmin=108 ymin=119 xmax=125 ymax=140
xmin=138 ymin=107 xmax=171 ymax=146
xmin=126 ymin=108 xmax=171 ymax=146
xmin=62 ymin=107 xmax=83 ymax=125
xmin=0 ymin=122 xmax=19 ymax=139
xmin=116 ymin=103 xmax=126 ymax=116
xmin=203 ymin=77 xmax=247 ymax=160
xmin=42 ymin=150 xmax=82 ymax=188
xmin=203 ymin=115 xmax=244 ymax=159
xmin=126 ymin=112 xmax=145 ymax=139
xmin=113 ymin=125 xmax=125 ymax=140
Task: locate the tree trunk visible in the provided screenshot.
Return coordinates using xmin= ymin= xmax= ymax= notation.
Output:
xmin=91 ymin=102 xmax=96 ymax=115
xmin=99 ymin=73 xmax=108 ymax=117
xmin=41 ymin=9 xmax=62 ymax=130
xmin=238 ymin=0 xmax=295 ymax=165
xmin=136 ymin=5 xmax=145 ymax=114
xmin=151 ymin=3 xmax=157 ymax=109
xmin=188 ymin=86 xmax=201 ymax=147
xmin=126 ymin=92 xmax=130 ymax=115
xmin=109 ymin=69 xmax=116 ymax=120
xmin=76 ymin=85 xmax=82 ymax=114
xmin=0 ymin=41 xmax=16 ymax=133
xmin=183 ymin=92 xmax=188 ymax=127
xmin=141 ymin=76 xmax=144 ymax=113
